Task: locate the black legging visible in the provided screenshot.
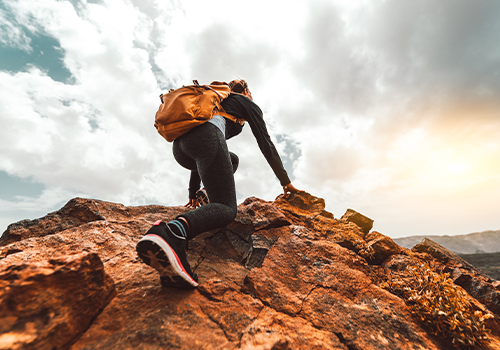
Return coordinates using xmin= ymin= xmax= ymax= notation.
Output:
xmin=172 ymin=123 xmax=238 ymax=239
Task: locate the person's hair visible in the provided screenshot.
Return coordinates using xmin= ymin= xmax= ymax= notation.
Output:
xmin=228 ymin=79 xmax=249 ymax=93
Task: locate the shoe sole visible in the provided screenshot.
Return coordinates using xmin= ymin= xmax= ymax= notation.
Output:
xmin=196 ymin=191 xmax=209 ymax=206
xmin=136 ymin=234 xmax=198 ymax=289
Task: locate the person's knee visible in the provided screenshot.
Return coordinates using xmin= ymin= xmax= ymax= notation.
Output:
xmin=207 ymin=203 xmax=237 ymax=228
xmin=230 ymin=153 xmax=239 ymax=173
xmin=228 ymin=205 xmax=237 ymax=222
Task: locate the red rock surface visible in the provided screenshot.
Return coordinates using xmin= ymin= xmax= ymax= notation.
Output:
xmin=0 ymin=252 xmax=114 ymax=350
xmin=340 ymin=208 xmax=374 ymax=236
xmin=0 ymin=193 xmax=499 ymax=350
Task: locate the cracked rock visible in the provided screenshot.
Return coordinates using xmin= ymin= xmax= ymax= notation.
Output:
xmin=1 ymin=193 xmax=499 ymax=349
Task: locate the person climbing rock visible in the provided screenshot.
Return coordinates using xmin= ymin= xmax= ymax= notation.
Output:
xmin=136 ymin=79 xmax=302 ymax=288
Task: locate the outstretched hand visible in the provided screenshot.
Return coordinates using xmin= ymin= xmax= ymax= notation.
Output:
xmin=184 ymin=198 xmax=200 ymax=208
xmin=283 ymin=183 xmax=304 ymax=198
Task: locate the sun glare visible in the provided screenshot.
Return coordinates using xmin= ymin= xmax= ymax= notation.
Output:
xmin=446 ymin=162 xmax=468 ymax=176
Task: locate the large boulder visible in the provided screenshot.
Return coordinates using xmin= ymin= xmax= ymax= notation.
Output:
xmin=0 ymin=252 xmax=114 ymax=350
xmin=243 ymin=234 xmax=438 ymax=350
xmin=0 ymin=193 xmax=498 ymax=349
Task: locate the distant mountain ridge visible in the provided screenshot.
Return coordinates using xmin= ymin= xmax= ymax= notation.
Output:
xmin=394 ymin=230 xmax=500 ymax=254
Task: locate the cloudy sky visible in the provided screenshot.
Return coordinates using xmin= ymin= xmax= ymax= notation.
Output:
xmin=1 ymin=0 xmax=499 ymax=239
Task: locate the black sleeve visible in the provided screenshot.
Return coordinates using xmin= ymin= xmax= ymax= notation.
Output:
xmin=188 ymin=171 xmax=201 ymax=199
xmin=222 ymin=96 xmax=291 ymax=186
xmin=225 ymin=119 xmax=243 ymax=140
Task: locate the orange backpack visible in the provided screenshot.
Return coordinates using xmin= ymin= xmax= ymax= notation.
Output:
xmin=154 ymin=80 xmax=245 ymax=142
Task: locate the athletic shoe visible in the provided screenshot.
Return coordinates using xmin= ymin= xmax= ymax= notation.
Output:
xmin=136 ymin=220 xmax=198 ymax=289
xmin=196 ymin=188 xmax=209 ymax=206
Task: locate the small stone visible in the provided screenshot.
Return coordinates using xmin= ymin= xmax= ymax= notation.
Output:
xmin=340 ymin=209 xmax=374 ymax=236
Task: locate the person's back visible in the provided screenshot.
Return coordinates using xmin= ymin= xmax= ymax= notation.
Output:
xmin=136 ymin=79 xmax=302 ymax=289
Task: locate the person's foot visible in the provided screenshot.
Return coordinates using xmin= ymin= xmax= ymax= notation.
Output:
xmin=196 ymin=188 xmax=209 ymax=206
xmin=136 ymin=220 xmax=198 ymax=289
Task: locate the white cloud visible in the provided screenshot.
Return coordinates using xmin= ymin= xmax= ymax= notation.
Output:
xmin=1 ymin=0 xmax=500 ymax=238
xmin=0 ymin=0 xmax=166 ymax=207
xmin=0 ymin=7 xmax=32 ymax=52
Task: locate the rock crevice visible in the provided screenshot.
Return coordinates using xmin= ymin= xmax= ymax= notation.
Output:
xmin=1 ymin=192 xmax=499 ymax=350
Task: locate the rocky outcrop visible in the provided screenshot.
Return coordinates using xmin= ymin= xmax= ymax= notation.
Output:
xmin=413 ymin=238 xmax=500 ymax=318
xmin=340 ymin=209 xmax=374 ymax=236
xmin=0 ymin=193 xmax=499 ymax=350
xmin=0 ymin=198 xmax=106 ymax=245
xmin=0 ymin=252 xmax=114 ymax=350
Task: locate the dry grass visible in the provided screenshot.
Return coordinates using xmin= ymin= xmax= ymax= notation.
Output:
xmin=382 ymin=262 xmax=494 ymax=349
